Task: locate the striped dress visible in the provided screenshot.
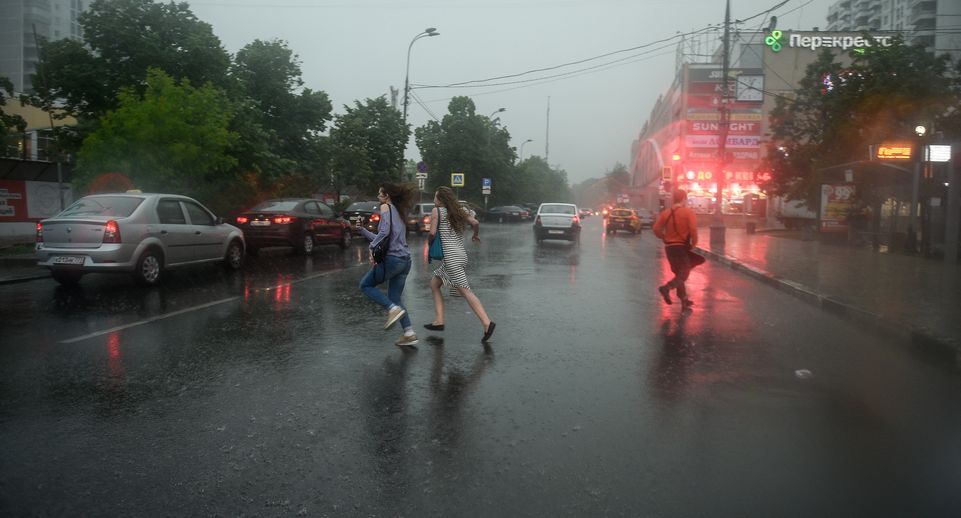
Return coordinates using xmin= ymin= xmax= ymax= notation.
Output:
xmin=433 ymin=207 xmax=470 ymax=292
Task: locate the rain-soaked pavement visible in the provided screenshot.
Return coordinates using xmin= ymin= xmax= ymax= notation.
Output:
xmin=2 ymin=218 xmax=961 ymax=516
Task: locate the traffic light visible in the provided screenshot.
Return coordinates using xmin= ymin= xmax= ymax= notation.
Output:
xmin=661 ymin=166 xmax=672 ymax=180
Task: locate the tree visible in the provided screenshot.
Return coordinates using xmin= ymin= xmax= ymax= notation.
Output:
xmin=764 ymin=36 xmax=958 ymax=207
xmin=329 ymin=96 xmax=407 ymax=196
xmin=76 ymin=69 xmax=237 ymax=208
xmin=605 ymin=162 xmax=630 ymax=200
xmin=1 ymin=77 xmax=27 ymax=156
xmin=232 ymin=39 xmax=332 ymax=176
xmin=33 ymin=0 xmax=231 ymax=121
xmin=512 ymin=156 xmax=573 ymax=204
xmin=414 ymin=96 xmax=516 ymax=204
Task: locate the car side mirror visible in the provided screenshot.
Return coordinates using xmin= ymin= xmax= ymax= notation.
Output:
xmin=216 ymin=217 xmax=225 ymax=225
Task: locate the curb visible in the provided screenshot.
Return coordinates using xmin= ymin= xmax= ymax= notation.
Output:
xmin=0 ymin=273 xmax=50 ymax=286
xmin=694 ymin=246 xmax=961 ymax=363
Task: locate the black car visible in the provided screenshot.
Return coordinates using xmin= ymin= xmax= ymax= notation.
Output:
xmin=486 ymin=205 xmax=530 ymax=223
xmin=234 ymin=198 xmax=351 ymax=255
xmin=342 ymin=201 xmax=383 ymax=235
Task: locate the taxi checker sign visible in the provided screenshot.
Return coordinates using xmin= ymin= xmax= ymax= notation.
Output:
xmin=451 ymin=173 xmax=465 ymax=187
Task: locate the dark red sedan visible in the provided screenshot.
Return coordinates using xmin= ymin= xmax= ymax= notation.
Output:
xmin=234 ymin=198 xmax=352 ymax=255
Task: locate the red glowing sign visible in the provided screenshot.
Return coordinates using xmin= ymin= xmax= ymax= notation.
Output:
xmin=876 ymin=143 xmax=913 ymax=160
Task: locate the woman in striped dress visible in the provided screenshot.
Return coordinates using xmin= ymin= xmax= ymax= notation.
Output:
xmin=425 ymin=187 xmax=496 ymax=342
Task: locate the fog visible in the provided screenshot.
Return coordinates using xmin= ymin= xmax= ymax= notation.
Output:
xmin=187 ymin=0 xmax=833 ymax=184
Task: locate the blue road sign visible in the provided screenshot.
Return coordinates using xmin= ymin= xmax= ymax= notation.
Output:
xmin=482 ymin=178 xmax=491 ymax=188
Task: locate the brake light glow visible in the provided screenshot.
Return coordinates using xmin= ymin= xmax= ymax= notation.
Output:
xmin=273 ymin=216 xmax=294 ymax=224
xmin=236 ymin=216 xmax=249 ymax=224
xmin=572 ymin=216 xmax=580 ymax=225
xmin=535 ymin=216 xmax=542 ymax=226
xmin=103 ymin=220 xmax=121 ymax=243
xmin=423 ymin=216 xmax=430 ymax=224
xmin=370 ymin=213 xmax=381 ymax=222
xmin=36 ymin=222 xmax=43 ymax=243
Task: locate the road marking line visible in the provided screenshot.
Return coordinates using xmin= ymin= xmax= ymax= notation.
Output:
xmin=59 ymin=265 xmax=363 ymax=344
xmin=60 ymin=296 xmax=240 ymax=344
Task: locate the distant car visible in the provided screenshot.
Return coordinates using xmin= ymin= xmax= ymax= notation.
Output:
xmin=578 ymin=208 xmax=593 ymax=218
xmin=533 ymin=203 xmax=581 ymax=244
xmin=487 ymin=205 xmax=530 ymax=223
xmin=233 ymin=198 xmax=351 ymax=255
xmin=636 ymin=208 xmax=656 ymax=227
xmin=407 ymin=202 xmax=434 ymax=233
xmin=36 ymin=193 xmax=245 ymax=286
xmin=342 ymin=201 xmax=382 ymax=235
xmin=605 ymin=208 xmax=642 ymax=234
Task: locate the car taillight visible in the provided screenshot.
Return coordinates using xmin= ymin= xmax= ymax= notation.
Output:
xmin=236 ymin=216 xmax=249 ymax=224
xmin=535 ymin=216 xmax=542 ymax=226
xmin=273 ymin=216 xmax=295 ymax=224
xmin=103 ymin=220 xmax=121 ymax=243
xmin=572 ymin=216 xmax=580 ymax=225
xmin=370 ymin=213 xmax=380 ymax=222
xmin=423 ymin=216 xmax=430 ymax=224
xmin=36 ymin=222 xmax=43 ymax=243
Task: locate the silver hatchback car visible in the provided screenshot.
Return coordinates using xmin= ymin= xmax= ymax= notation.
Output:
xmin=36 ymin=193 xmax=245 ymax=286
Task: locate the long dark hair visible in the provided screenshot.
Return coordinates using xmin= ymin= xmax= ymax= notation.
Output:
xmin=435 ymin=186 xmax=468 ymax=235
xmin=381 ymin=182 xmax=417 ymax=220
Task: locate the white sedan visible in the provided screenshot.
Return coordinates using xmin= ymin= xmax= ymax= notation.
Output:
xmin=533 ymin=203 xmax=581 ymax=244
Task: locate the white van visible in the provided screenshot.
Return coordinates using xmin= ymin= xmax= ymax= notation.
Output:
xmin=407 ymin=203 xmax=435 ymax=233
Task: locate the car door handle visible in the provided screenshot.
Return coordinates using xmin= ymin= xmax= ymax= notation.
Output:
xmin=195 ymin=231 xmax=202 ymax=235
xmin=160 ymin=230 xmax=168 ymax=235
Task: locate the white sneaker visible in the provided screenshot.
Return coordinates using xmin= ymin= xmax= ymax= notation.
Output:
xmin=385 ymin=306 xmax=406 ymax=329
xmin=395 ymin=333 xmax=419 ymax=346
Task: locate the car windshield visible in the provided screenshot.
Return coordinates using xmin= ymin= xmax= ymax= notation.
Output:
xmin=347 ymin=202 xmax=380 ymax=212
xmin=540 ymin=204 xmax=576 ymax=215
xmin=251 ymin=200 xmax=300 ymax=211
xmin=612 ymin=209 xmax=633 ymax=217
xmin=59 ymin=196 xmax=144 ymax=218
xmin=417 ymin=203 xmax=434 ymax=213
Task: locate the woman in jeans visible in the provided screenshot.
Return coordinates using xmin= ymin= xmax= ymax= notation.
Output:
xmin=359 ymin=183 xmax=418 ymax=346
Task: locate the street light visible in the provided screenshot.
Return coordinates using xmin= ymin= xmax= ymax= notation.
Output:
xmin=519 ymin=138 xmax=533 ymax=161
xmin=489 ymin=108 xmax=506 ymax=119
xmin=402 ymin=27 xmax=439 ymax=127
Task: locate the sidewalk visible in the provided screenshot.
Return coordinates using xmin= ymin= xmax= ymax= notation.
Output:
xmin=0 ymin=239 xmax=48 ymax=285
xmin=695 ymin=227 xmax=961 ymax=360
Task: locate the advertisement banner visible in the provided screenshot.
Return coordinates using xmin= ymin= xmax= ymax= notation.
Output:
xmin=687 ymin=120 xmax=762 ymax=135
xmin=819 ymin=184 xmax=855 ymax=232
xmin=687 ymin=149 xmax=760 ymax=161
xmin=686 ymin=108 xmax=763 ymax=121
xmin=686 ymin=135 xmax=761 ymax=149
xmin=0 ymin=180 xmax=27 ymax=220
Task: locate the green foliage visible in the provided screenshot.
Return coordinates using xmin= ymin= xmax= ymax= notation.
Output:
xmin=765 ymin=36 xmax=958 ymax=205
xmin=77 ymin=69 xmax=237 ymax=206
xmin=605 ymin=162 xmax=630 ymax=199
xmin=33 ymin=0 xmax=231 ymax=121
xmin=0 ymin=77 xmax=27 ymax=153
xmin=232 ymin=39 xmax=332 ymax=176
xmin=329 ymin=96 xmax=408 ymax=196
xmin=415 ymin=96 xmax=570 ymax=205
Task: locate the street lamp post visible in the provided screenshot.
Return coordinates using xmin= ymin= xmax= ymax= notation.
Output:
xmin=402 ymin=27 xmax=439 ymax=128
xmin=906 ymin=124 xmax=926 ymax=253
xmin=489 ymin=107 xmax=506 ymax=120
xmin=519 ymin=139 xmax=533 ymax=161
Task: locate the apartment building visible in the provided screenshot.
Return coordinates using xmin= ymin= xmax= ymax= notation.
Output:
xmin=0 ymin=0 xmax=87 ymax=94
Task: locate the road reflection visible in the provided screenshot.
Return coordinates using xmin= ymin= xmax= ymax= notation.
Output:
xmin=362 ymin=347 xmax=417 ymax=499
xmin=428 ymin=341 xmax=493 ymax=452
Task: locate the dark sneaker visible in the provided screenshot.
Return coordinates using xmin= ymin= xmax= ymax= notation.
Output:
xmin=658 ymin=285 xmax=673 ymax=305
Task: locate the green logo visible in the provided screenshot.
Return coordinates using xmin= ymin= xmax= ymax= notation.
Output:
xmin=765 ymin=30 xmax=783 ymax=52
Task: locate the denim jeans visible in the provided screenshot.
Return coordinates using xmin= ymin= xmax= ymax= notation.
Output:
xmin=359 ymin=255 xmax=412 ymax=329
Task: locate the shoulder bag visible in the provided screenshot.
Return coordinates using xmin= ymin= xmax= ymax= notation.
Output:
xmin=371 ymin=205 xmax=392 ymax=264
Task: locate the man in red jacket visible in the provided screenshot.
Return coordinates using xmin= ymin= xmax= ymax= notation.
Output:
xmin=652 ymin=189 xmax=698 ymax=310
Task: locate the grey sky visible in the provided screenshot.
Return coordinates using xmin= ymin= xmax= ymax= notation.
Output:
xmin=187 ymin=0 xmax=833 ymax=185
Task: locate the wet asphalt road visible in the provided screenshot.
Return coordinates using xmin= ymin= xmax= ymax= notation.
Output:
xmin=2 ymin=218 xmax=961 ymax=516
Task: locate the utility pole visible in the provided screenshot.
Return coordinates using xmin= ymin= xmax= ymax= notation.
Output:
xmin=711 ymin=0 xmax=731 ymax=245
xmin=545 ymin=96 xmax=551 ymax=163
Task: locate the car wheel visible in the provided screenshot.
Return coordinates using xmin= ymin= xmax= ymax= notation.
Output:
xmin=52 ymin=270 xmax=83 ymax=286
xmin=223 ymin=239 xmax=244 ymax=270
xmin=299 ymin=233 xmax=315 ymax=255
xmin=339 ymin=230 xmax=351 ymax=249
xmin=133 ymin=248 xmax=163 ymax=286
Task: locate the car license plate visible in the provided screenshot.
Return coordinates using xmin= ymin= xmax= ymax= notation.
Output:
xmin=250 ymin=220 xmax=270 ymax=226
xmin=548 ymin=230 xmax=563 ymax=235
xmin=53 ymin=256 xmax=84 ymax=265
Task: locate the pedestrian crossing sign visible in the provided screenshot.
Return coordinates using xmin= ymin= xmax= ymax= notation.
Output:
xmin=451 ymin=173 xmax=465 ymax=187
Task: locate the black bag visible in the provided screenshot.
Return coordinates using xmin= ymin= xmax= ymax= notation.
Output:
xmin=668 ymin=208 xmax=705 ymax=268
xmin=371 ymin=205 xmax=392 ymax=264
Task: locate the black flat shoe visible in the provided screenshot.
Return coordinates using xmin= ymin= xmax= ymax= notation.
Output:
xmin=482 ymin=322 xmax=496 ymax=342
xmin=424 ymin=323 xmax=445 ymax=331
